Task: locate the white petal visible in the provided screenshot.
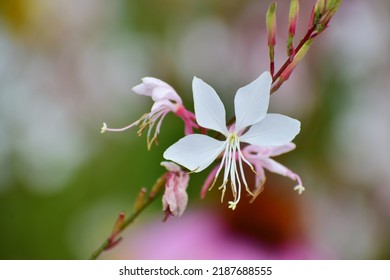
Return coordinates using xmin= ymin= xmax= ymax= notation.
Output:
xmin=132 ymin=77 xmax=163 ymax=96
xmin=152 ymin=86 xmax=182 ymax=104
xmin=141 ymin=77 xmax=171 ymax=92
xmin=192 ymin=77 xmax=228 ymax=135
xmin=234 ymin=71 xmax=272 ymax=132
xmin=240 ymin=113 xmax=300 ymax=146
xmin=132 ymin=77 xmax=181 ymax=103
xmin=163 ymin=134 xmax=226 ymax=172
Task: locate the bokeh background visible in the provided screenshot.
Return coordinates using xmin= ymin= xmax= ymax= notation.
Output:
xmin=1 ymin=0 xmax=389 ymax=260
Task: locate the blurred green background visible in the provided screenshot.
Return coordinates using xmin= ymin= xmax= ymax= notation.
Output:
xmin=1 ymin=0 xmax=390 ymax=259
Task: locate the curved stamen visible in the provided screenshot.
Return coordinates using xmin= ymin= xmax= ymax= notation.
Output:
xmin=101 ymin=119 xmax=141 ymax=133
xmin=209 ymin=140 xmax=229 ymax=192
xmin=236 ymin=146 xmax=256 ymax=196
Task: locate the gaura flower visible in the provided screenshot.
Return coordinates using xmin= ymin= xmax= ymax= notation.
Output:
xmin=242 ymin=143 xmax=305 ymax=198
xmin=164 ymin=71 xmax=301 ymax=210
xmin=161 ymin=161 xmax=189 ymax=218
xmin=101 ymin=77 xmax=198 ymax=149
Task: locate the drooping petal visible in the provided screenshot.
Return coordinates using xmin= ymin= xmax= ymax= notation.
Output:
xmin=192 ymin=77 xmax=228 ymax=135
xmin=269 ymin=142 xmax=296 ymax=156
xmin=261 ymin=157 xmax=301 ymax=183
xmin=163 ymin=134 xmax=226 ymax=172
xmin=162 ymin=171 xmax=189 ymax=217
xmin=234 ymin=71 xmax=272 ymax=132
xmin=240 ymin=113 xmax=300 ymax=147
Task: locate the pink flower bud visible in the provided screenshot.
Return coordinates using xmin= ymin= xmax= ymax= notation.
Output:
xmin=266 ymin=2 xmax=277 ymax=75
xmin=266 ymin=2 xmax=277 ymax=48
xmin=288 ymin=0 xmax=299 ymax=37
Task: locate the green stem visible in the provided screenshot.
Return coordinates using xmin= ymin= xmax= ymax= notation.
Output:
xmin=89 ymin=175 xmax=166 ymax=260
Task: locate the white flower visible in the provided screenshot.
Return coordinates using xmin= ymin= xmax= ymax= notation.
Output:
xmin=164 ymin=71 xmax=301 ymax=209
xmin=101 ymin=77 xmax=197 ymax=149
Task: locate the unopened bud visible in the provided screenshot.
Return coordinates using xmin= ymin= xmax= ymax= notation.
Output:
xmin=314 ymin=0 xmax=326 ymax=15
xmin=326 ymin=0 xmax=342 ymax=13
xmin=133 ymin=187 xmax=147 ymax=212
xmin=287 ymin=0 xmax=299 ymax=58
xmin=111 ymin=211 xmax=125 ymax=238
xmin=266 ymin=2 xmax=277 ymax=48
xmin=288 ymin=0 xmax=299 ymax=37
xmin=322 ymin=0 xmax=342 ymax=27
xmin=313 ymin=0 xmax=326 ymax=26
xmin=313 ymin=0 xmax=342 ymax=30
xmin=266 ymin=2 xmax=277 ymax=75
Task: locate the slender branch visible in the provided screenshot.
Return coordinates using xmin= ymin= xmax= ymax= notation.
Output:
xmin=89 ymin=175 xmax=166 ymax=260
xmin=270 ymin=25 xmax=316 ymax=94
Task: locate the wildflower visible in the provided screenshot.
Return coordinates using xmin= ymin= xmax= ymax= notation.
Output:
xmin=241 ymin=143 xmax=305 ymax=199
xmin=164 ymin=71 xmax=301 ymax=210
xmin=101 ymin=77 xmax=198 ymax=149
xmin=161 ymin=161 xmax=189 ymax=218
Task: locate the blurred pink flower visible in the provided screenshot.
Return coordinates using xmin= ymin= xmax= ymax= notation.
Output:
xmin=111 ymin=210 xmax=326 ymax=260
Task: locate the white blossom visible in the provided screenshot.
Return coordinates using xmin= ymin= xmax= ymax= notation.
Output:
xmin=164 ymin=72 xmax=301 ymax=209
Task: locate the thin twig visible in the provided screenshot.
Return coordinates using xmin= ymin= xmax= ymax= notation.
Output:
xmin=89 ymin=175 xmax=166 ymax=260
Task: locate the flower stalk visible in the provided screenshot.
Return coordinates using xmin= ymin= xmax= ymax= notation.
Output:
xmin=270 ymin=0 xmax=342 ymax=93
xmin=89 ymin=175 xmax=166 ymax=260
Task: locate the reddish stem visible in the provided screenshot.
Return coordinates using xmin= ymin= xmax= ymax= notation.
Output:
xmin=270 ymin=25 xmax=316 ymax=93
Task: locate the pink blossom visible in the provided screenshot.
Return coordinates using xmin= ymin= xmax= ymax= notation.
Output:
xmin=102 ymin=77 xmax=198 ymax=149
xmin=242 ymin=143 xmax=305 ymax=195
xmin=161 ymin=162 xmax=189 ymax=218
xmin=111 ymin=210 xmax=328 ymax=260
